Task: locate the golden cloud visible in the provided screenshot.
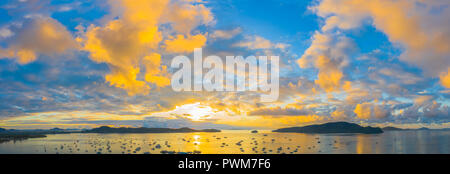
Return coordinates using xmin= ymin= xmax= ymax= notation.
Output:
xmin=312 ymin=0 xmax=450 ymax=87
xmin=216 ymin=115 xmax=325 ymax=129
xmin=331 ymin=109 xmax=347 ymax=120
xmin=81 ymin=0 xmax=212 ymax=95
xmin=0 ymin=17 xmax=77 ymax=64
xmin=164 ymin=34 xmax=207 ymax=53
xmin=143 ymin=53 xmax=170 ymax=87
xmin=298 ymin=32 xmax=354 ymax=92
xmin=440 ymin=68 xmax=450 ymax=88
xmin=247 ymin=106 xmax=310 ymax=116
xmin=354 ymin=102 xmax=389 ymax=119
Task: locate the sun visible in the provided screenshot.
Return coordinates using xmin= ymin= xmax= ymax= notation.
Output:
xmin=169 ymin=102 xmax=215 ymax=121
xmin=188 ymin=106 xmax=212 ymax=121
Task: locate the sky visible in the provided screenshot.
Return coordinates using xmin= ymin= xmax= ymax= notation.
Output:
xmin=0 ymin=0 xmax=449 ymax=130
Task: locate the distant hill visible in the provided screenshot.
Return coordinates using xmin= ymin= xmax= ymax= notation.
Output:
xmin=49 ymin=128 xmax=64 ymax=131
xmin=84 ymin=126 xmax=221 ymax=133
xmin=273 ymin=122 xmax=383 ymax=134
xmin=382 ymin=126 xmax=450 ymax=131
xmin=418 ymin=127 xmax=430 ymax=130
xmin=4 ymin=128 xmax=78 ymax=134
xmin=382 ymin=126 xmax=404 ymax=131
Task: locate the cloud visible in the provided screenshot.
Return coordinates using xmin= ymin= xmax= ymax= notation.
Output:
xmin=58 ymin=6 xmax=73 ymax=12
xmin=311 ymin=0 xmax=450 ymax=87
xmin=378 ymin=68 xmax=423 ymax=85
xmin=161 ymin=0 xmax=214 ymax=34
xmin=142 ymin=116 xmax=248 ymax=129
xmin=297 ymin=32 xmax=355 ymax=92
xmin=408 ymin=95 xmax=449 ymax=118
xmin=164 ymin=34 xmax=207 ymax=53
xmin=81 ymin=0 xmax=212 ymax=95
xmin=0 ymin=17 xmax=77 ymax=64
xmin=209 ymin=27 xmax=242 ymax=40
xmin=331 ymin=109 xmax=347 ymax=120
xmin=216 ymin=115 xmax=326 ymax=129
xmin=290 ymin=0 xmax=449 ymax=124
xmin=233 ymin=35 xmax=289 ymax=50
xmin=440 ymin=68 xmax=450 ymax=88
xmin=0 ymin=28 xmax=13 ymax=38
xmin=247 ymin=107 xmax=311 ymax=116
xmin=143 ymin=53 xmax=171 ymax=87
xmin=354 ymin=102 xmax=389 ymax=120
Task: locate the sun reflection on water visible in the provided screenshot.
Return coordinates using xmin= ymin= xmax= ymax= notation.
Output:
xmin=0 ymin=131 xmax=448 ymax=154
xmin=193 ymin=135 xmax=201 ymax=145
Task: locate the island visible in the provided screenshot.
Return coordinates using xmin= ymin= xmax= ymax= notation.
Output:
xmin=382 ymin=126 xmax=404 ymax=131
xmin=0 ymin=126 xmax=221 ymax=143
xmin=272 ymin=122 xmax=383 ymax=134
xmin=0 ymin=134 xmax=47 ymax=143
xmin=83 ymin=126 xmax=221 ymax=133
xmin=382 ymin=126 xmax=441 ymax=131
xmin=0 ymin=128 xmax=48 ymax=143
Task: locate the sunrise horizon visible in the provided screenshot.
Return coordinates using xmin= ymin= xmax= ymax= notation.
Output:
xmin=0 ymin=0 xmax=449 ymax=158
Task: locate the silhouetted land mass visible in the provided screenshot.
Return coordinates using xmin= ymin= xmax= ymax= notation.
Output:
xmin=418 ymin=127 xmax=430 ymax=130
xmin=273 ymin=122 xmax=383 ymax=134
xmin=3 ymin=127 xmax=79 ymax=134
xmin=382 ymin=126 xmax=404 ymax=131
xmin=0 ymin=127 xmax=79 ymax=143
xmin=0 ymin=134 xmax=47 ymax=143
xmin=382 ymin=126 xmax=449 ymax=131
xmin=83 ymin=126 xmax=221 ymax=133
xmin=0 ymin=126 xmax=220 ymax=143
xmin=0 ymin=128 xmax=47 ymax=143
xmin=49 ymin=128 xmax=64 ymax=131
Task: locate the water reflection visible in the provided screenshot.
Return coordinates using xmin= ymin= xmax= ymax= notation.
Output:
xmin=0 ymin=130 xmax=448 ymax=154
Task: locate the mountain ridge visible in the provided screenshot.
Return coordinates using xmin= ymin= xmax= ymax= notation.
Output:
xmin=83 ymin=126 xmax=221 ymax=133
xmin=273 ymin=122 xmax=383 ymax=134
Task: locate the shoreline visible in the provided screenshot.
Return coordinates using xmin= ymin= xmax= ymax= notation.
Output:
xmin=0 ymin=134 xmax=47 ymax=144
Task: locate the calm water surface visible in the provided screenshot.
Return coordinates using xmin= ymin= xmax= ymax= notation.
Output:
xmin=0 ymin=130 xmax=449 ymax=154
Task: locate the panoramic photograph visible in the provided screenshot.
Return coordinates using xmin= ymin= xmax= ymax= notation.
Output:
xmin=0 ymin=0 xmax=449 ymax=165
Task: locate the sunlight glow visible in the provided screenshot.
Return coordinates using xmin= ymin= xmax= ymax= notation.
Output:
xmin=173 ymin=103 xmax=215 ymax=121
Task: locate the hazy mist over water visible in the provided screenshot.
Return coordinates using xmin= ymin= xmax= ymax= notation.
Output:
xmin=0 ymin=130 xmax=449 ymax=154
